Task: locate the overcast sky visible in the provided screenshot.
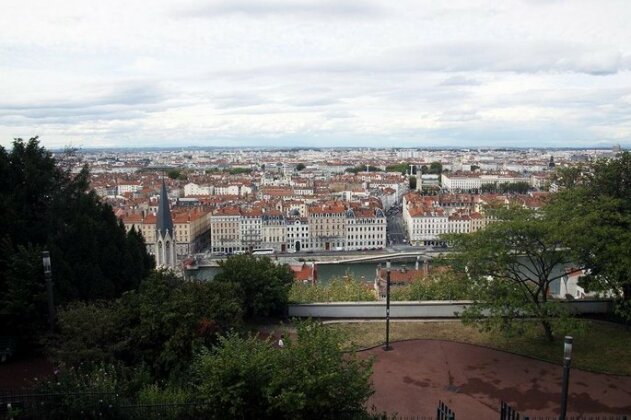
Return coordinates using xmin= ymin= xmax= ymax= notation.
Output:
xmin=1 ymin=0 xmax=631 ymax=149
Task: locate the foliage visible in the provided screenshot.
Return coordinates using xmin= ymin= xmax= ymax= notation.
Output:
xmin=52 ymin=270 xmax=244 ymax=383
xmin=427 ymin=161 xmax=442 ymax=174
xmin=228 ymin=167 xmax=253 ymax=175
xmin=0 ymin=243 xmax=49 ymax=348
xmin=214 ymin=255 xmax=295 ymax=318
xmin=137 ymin=383 xmax=192 ymax=405
xmin=0 ymin=137 xmax=154 ymax=347
xmin=345 ymin=165 xmax=380 ymax=174
xmin=289 ymin=276 xmax=376 ymax=303
xmin=385 ymin=162 xmax=412 ymax=174
xmin=408 ymin=175 xmax=417 ymax=190
xmin=443 ymin=206 xmax=573 ymax=341
xmin=295 ymin=163 xmax=306 ymax=171
xmin=51 ymin=301 xmax=120 ymax=365
xmin=547 ymin=152 xmax=631 ymax=321
xmin=193 ymin=321 xmax=374 ymax=419
xmin=390 ymin=270 xmax=474 ymax=301
xmin=31 ymin=362 xmax=120 ymax=419
xmin=166 ymin=169 xmax=186 ymax=180
xmin=480 ymin=181 xmax=531 ymax=194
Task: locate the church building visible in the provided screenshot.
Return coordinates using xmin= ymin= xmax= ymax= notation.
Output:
xmin=155 ymin=180 xmax=177 ymax=268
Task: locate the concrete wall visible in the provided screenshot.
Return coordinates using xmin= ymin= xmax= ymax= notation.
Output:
xmin=288 ymin=300 xmax=612 ymax=318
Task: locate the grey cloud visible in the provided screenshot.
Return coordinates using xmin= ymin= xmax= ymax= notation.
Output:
xmin=0 ymin=82 xmax=168 ymax=124
xmin=178 ymin=0 xmax=383 ymax=18
xmin=215 ymin=40 xmax=627 ymax=78
xmin=439 ymin=76 xmax=481 ymax=86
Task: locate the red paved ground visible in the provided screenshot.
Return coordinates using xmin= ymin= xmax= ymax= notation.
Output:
xmin=363 ymin=340 xmax=631 ymax=419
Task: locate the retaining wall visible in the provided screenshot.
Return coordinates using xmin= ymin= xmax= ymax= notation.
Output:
xmin=288 ymin=300 xmax=612 ymax=318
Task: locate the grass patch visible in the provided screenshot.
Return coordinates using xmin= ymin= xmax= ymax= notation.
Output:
xmin=328 ymin=319 xmax=631 ymax=375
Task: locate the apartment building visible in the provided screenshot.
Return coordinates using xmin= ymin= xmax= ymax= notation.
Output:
xmin=285 ymin=217 xmax=310 ymax=252
xmin=441 ymin=172 xmax=532 ymax=192
xmin=308 ymin=201 xmax=347 ymax=251
xmin=261 ymin=211 xmax=285 ymax=252
xmin=210 ymin=207 xmax=241 ymax=254
xmin=345 ymin=207 xmax=387 ymax=251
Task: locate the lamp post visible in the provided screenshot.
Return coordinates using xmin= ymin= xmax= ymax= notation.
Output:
xmin=560 ymin=336 xmax=573 ymax=420
xmin=41 ymin=251 xmax=56 ymax=333
xmin=384 ymin=259 xmax=392 ymax=351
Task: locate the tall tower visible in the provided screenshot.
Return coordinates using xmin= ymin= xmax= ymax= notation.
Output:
xmin=155 ymin=179 xmax=177 ymax=268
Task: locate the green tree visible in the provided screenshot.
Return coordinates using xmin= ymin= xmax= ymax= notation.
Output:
xmin=429 ymin=161 xmax=442 ymax=174
xmin=295 ymin=163 xmax=306 ymax=171
xmin=444 ymin=206 xmax=574 ymax=341
xmin=385 ymin=162 xmax=411 ymax=174
xmin=214 ymin=255 xmax=294 ymax=318
xmin=193 ymin=321 xmax=374 ymax=419
xmin=0 ymin=138 xmax=154 ymax=346
xmin=345 ymin=165 xmax=380 ymax=174
xmin=228 ymin=167 xmax=253 ymax=175
xmin=409 ymin=175 xmax=417 ymax=190
xmin=52 ymin=271 xmax=244 ymax=382
xmin=547 ymin=152 xmax=631 ymax=320
xmin=166 ymin=169 xmax=181 ymax=180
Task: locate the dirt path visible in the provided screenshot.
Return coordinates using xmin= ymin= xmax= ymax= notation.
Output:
xmin=363 ymin=340 xmax=631 ymax=419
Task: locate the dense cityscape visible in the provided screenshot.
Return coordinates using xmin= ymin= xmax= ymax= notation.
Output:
xmin=2 ymin=0 xmax=631 ymax=418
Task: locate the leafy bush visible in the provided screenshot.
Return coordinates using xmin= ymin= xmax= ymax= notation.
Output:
xmin=289 ymin=276 xmax=376 ymax=302
xmin=390 ymin=270 xmax=474 ymax=301
xmin=193 ymin=321 xmax=374 ymax=419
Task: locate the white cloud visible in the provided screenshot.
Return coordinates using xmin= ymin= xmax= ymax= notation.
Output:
xmin=1 ymin=0 xmax=630 ymax=148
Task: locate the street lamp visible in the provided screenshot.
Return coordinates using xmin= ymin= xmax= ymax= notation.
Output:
xmin=41 ymin=251 xmax=56 ymax=333
xmin=560 ymin=336 xmax=573 ymax=420
xmin=384 ymin=259 xmax=392 ymax=351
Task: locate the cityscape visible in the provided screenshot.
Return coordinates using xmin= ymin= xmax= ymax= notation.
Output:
xmin=1 ymin=0 xmax=631 ymax=418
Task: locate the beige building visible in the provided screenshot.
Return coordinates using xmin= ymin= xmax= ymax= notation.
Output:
xmin=210 ymin=207 xmax=241 ymax=253
xmin=308 ymin=201 xmax=347 ymax=250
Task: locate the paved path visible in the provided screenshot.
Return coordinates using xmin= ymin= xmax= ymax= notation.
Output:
xmin=363 ymin=340 xmax=631 ymax=419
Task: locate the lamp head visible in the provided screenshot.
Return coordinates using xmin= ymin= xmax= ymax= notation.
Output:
xmin=42 ymin=251 xmax=51 ymax=274
xmin=386 ymin=260 xmax=391 ymax=271
xmin=564 ymin=336 xmax=573 ymax=360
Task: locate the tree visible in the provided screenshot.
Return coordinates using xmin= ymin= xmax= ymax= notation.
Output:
xmin=214 ymin=255 xmax=295 ymax=318
xmin=385 ymin=162 xmax=411 ymax=174
xmin=345 ymin=165 xmax=380 ymax=174
xmin=295 ymin=163 xmax=306 ymax=171
xmin=0 ymin=138 xmax=154 ymax=346
xmin=52 ymin=270 xmax=244 ymax=382
xmin=409 ymin=175 xmax=417 ymax=190
xmin=193 ymin=321 xmax=374 ymax=419
xmin=166 ymin=169 xmax=181 ymax=180
xmin=444 ymin=206 xmax=575 ymax=341
xmin=547 ymin=152 xmax=631 ymax=320
xmin=429 ymin=161 xmax=442 ymax=174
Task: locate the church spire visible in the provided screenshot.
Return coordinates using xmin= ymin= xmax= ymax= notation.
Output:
xmin=156 ymin=179 xmax=173 ymax=237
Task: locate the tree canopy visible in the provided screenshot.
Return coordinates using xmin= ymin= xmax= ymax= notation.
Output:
xmin=214 ymin=255 xmax=295 ymax=318
xmin=0 ymin=137 xmax=154 ymax=347
xmin=547 ymin=152 xmax=631 ymax=320
xmin=193 ymin=321 xmax=374 ymax=419
xmin=52 ymin=270 xmax=244 ymax=382
xmin=444 ymin=206 xmax=574 ymax=341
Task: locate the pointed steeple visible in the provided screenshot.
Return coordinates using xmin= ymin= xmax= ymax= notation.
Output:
xmin=156 ymin=179 xmax=174 ymax=237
